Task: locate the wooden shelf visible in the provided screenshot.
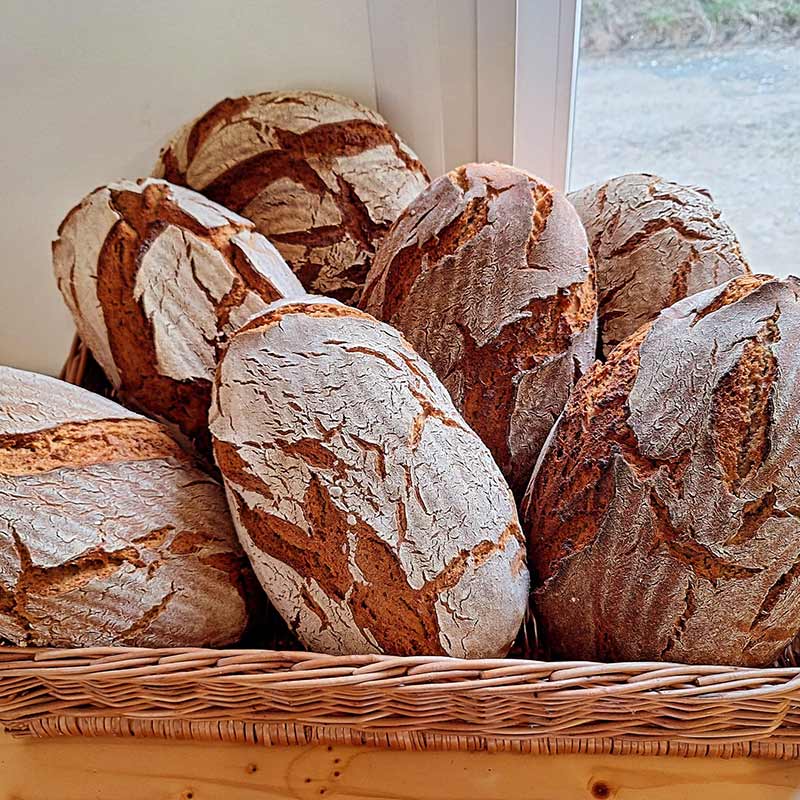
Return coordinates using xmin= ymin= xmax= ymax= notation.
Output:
xmin=3 ymin=732 xmax=800 ymax=799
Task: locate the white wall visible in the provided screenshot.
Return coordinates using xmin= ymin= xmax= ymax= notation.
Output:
xmin=1 ymin=0 xmax=559 ymax=376
xmin=0 ymin=0 xmax=378 ymax=375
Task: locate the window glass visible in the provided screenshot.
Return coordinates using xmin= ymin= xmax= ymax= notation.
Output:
xmin=571 ymin=2 xmax=799 ymax=276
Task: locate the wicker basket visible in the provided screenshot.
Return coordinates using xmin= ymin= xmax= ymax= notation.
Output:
xmin=4 ymin=335 xmax=800 ymax=760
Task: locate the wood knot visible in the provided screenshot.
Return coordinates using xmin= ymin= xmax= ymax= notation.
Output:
xmin=590 ymin=779 xmax=612 ymax=798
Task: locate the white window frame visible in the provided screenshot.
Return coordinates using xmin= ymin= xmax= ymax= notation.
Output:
xmin=513 ymin=0 xmax=582 ymax=190
xmin=367 ymin=0 xmax=582 ymax=190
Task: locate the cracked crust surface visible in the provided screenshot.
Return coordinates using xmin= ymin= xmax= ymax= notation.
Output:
xmin=569 ymin=173 xmax=750 ymax=358
xmin=0 ymin=367 xmax=257 ymax=648
xmin=52 ymin=177 xmax=304 ymax=451
xmin=521 ymin=274 xmax=800 ymax=667
xmin=210 ymin=297 xmax=529 ymax=657
xmin=154 ymin=91 xmax=430 ymax=303
xmin=360 ymin=162 xmax=597 ymax=498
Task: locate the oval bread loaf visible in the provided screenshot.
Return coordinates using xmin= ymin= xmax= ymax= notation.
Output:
xmin=569 ymin=173 xmax=750 ymax=358
xmin=210 ymin=298 xmax=529 ymax=657
xmin=360 ymin=162 xmax=597 ymax=498
xmin=0 ymin=367 xmax=257 ymax=648
xmin=522 ymin=274 xmax=800 ymax=667
xmin=154 ymin=90 xmax=430 ymax=303
xmin=52 ymin=177 xmax=304 ymax=450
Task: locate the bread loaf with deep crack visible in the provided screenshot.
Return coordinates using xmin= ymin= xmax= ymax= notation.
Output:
xmin=360 ymin=162 xmax=597 ymax=498
xmin=210 ymin=298 xmax=529 ymax=657
xmin=154 ymin=91 xmax=430 ymax=303
xmin=52 ymin=178 xmax=304 ymax=450
xmin=569 ymin=173 xmax=750 ymax=358
xmin=522 ymin=274 xmax=800 ymax=667
xmin=0 ymin=367 xmax=257 ymax=648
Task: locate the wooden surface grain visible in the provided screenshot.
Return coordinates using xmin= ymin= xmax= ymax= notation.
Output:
xmin=3 ymin=732 xmax=800 ymax=800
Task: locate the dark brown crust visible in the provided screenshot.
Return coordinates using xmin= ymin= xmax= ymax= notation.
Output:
xmin=196 ymin=120 xmax=424 ymax=211
xmin=361 ymin=163 xmax=597 ymax=497
xmin=522 ymin=274 xmax=800 ymax=666
xmin=185 ymin=96 xmax=252 ymax=164
xmin=569 ymin=173 xmax=751 ymax=358
xmin=455 ymin=277 xmax=596 ymax=484
xmin=367 ymin=176 xmax=492 ymax=320
xmin=156 ymin=92 xmax=430 ymax=303
xmin=210 ymin=297 xmax=529 ymax=657
xmin=521 ymin=324 xmax=651 ymax=581
xmin=0 ymin=367 xmax=260 ymax=649
xmin=83 ymin=181 xmax=293 ymax=451
xmin=0 ymin=418 xmax=189 ymax=476
xmin=711 ymin=330 xmax=778 ymax=491
xmin=235 ymin=300 xmax=375 ymax=338
xmin=97 ymin=184 xmax=216 ymax=447
xmin=229 ymin=473 xmax=520 ymax=656
xmin=4 ymin=521 xmax=257 ymax=648
xmin=8 ymin=527 xmax=165 ymax=641
xmin=691 ymin=273 xmax=771 ymax=327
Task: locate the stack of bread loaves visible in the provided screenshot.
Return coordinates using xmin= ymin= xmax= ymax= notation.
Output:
xmin=2 ymin=89 xmax=796 ymax=668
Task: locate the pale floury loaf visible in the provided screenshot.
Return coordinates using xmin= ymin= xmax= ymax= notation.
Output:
xmin=210 ymin=298 xmax=529 ymax=657
xmin=52 ymin=177 xmax=304 ymax=450
xmin=154 ymin=91 xmax=430 ymax=303
xmin=522 ymin=274 xmax=800 ymax=667
xmin=361 ymin=162 xmax=597 ymax=498
xmin=0 ymin=367 xmax=258 ymax=648
xmin=569 ymin=173 xmax=750 ymax=358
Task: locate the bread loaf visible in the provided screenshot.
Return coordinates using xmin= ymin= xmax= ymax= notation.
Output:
xmin=569 ymin=173 xmax=750 ymax=358
xmin=0 ymin=367 xmax=257 ymax=648
xmin=521 ymin=274 xmax=800 ymax=667
xmin=210 ymin=298 xmax=529 ymax=657
xmin=52 ymin=178 xmax=304 ymax=449
xmin=154 ymin=91 xmax=430 ymax=303
xmin=360 ymin=163 xmax=597 ymax=498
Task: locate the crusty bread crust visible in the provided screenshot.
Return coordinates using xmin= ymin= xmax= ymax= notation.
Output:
xmin=154 ymin=91 xmax=430 ymax=303
xmin=522 ymin=274 xmax=800 ymax=667
xmin=569 ymin=173 xmax=750 ymax=358
xmin=361 ymin=162 xmax=597 ymax=497
xmin=52 ymin=178 xmax=303 ymax=449
xmin=0 ymin=367 xmax=257 ymax=648
xmin=210 ymin=297 xmax=529 ymax=657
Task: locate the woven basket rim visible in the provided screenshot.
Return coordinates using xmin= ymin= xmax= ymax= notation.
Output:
xmin=3 ymin=644 xmax=800 ymax=758
xmin=1 ymin=645 xmax=798 ymax=697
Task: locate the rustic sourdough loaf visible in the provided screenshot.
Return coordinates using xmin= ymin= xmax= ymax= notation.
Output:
xmin=569 ymin=173 xmax=750 ymax=358
xmin=522 ymin=274 xmax=800 ymax=667
xmin=52 ymin=178 xmax=304 ymax=450
xmin=210 ymin=298 xmax=529 ymax=657
xmin=0 ymin=366 xmax=257 ymax=648
xmin=154 ymin=91 xmax=430 ymax=303
xmin=360 ymin=162 xmax=597 ymax=498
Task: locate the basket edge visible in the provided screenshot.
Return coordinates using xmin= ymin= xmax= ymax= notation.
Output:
xmin=7 ymin=717 xmax=800 ymax=760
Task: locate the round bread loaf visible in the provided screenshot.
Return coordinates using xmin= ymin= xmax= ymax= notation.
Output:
xmin=521 ymin=274 xmax=800 ymax=667
xmin=0 ymin=366 xmax=257 ymax=648
xmin=52 ymin=178 xmax=304 ymax=450
xmin=569 ymin=173 xmax=750 ymax=358
xmin=210 ymin=298 xmax=529 ymax=657
xmin=360 ymin=162 xmax=597 ymax=498
xmin=154 ymin=91 xmax=430 ymax=303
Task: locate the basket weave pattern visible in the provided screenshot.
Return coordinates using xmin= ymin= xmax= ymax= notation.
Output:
xmin=4 ymin=647 xmax=800 ymax=759
xmin=3 ymin=336 xmax=800 ymax=759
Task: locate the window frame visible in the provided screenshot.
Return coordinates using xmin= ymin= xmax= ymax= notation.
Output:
xmin=513 ymin=0 xmax=582 ymax=191
xmin=367 ymin=0 xmax=582 ymax=190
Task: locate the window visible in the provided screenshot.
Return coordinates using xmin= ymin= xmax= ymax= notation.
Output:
xmin=569 ymin=1 xmax=799 ymax=277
